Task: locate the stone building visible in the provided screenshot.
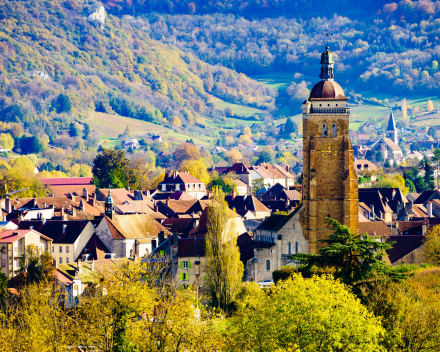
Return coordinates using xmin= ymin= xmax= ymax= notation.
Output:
xmin=244 ymin=207 xmax=308 ymax=282
xmin=300 ymin=46 xmax=359 ymax=254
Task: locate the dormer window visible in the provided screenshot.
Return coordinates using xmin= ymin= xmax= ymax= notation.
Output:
xmin=331 ymin=122 xmax=337 ymax=137
xmin=321 ymin=122 xmax=328 ymax=137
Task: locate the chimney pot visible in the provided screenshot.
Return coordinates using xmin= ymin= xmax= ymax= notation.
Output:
xmin=62 ymin=224 xmax=67 ymax=233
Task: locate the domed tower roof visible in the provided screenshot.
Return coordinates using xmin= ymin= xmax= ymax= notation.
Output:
xmin=320 ymin=46 xmax=335 ymax=65
xmin=310 ymin=81 xmax=346 ymax=100
xmin=309 ymin=46 xmax=346 ymax=101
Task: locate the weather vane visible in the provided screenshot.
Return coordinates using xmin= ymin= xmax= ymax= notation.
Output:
xmin=322 ymin=26 xmax=333 ymax=47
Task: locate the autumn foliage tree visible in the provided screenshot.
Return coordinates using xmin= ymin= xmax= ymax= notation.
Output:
xmin=205 ymin=187 xmax=243 ymax=310
xmin=172 ymin=142 xmax=201 ymax=164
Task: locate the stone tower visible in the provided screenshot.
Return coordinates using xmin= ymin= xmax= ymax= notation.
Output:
xmin=299 ymin=46 xmax=359 ymax=254
xmin=385 ymin=109 xmax=398 ymax=145
xmin=105 ymin=189 xmax=115 ymax=220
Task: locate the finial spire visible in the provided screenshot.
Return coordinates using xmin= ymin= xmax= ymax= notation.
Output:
xmin=319 ymin=46 xmax=335 ymax=81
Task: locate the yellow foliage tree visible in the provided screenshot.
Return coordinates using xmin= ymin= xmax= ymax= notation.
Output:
xmin=69 ymin=164 xmax=92 ymax=177
xmin=0 ymin=133 xmax=14 ymax=150
xmin=171 ymin=116 xmax=181 ymax=128
xmin=371 ymin=174 xmax=409 ymax=195
xmin=428 ymin=99 xmax=435 ymax=112
xmin=229 ymin=274 xmax=385 ymax=352
xmin=238 ymin=134 xmax=252 ymax=146
xmin=205 ymin=187 xmax=244 ymax=310
xmin=227 ymin=148 xmax=242 ymax=165
xmin=423 ymin=225 xmax=440 ymax=265
xmin=179 ymin=159 xmax=210 ymax=184
xmin=243 ymin=126 xmax=252 ymax=136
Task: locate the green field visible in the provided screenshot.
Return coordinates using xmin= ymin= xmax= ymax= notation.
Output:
xmin=214 ymin=99 xmax=266 ymax=118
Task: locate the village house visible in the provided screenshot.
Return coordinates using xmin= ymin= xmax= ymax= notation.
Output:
xmin=0 ymin=229 xmax=52 ymax=279
xmin=250 ymin=163 xmax=296 ymax=188
xmin=18 ymin=220 xmax=96 ymax=265
xmin=158 ymin=171 xmax=207 ymax=200
xmin=245 ymin=206 xmax=308 ymax=283
xmin=95 ymin=191 xmax=171 ymax=258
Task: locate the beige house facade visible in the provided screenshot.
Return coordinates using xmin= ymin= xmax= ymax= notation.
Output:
xmin=0 ymin=229 xmax=52 ymax=278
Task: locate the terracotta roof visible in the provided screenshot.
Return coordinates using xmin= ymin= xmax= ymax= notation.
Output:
xmin=56 ymin=270 xmax=74 ymax=285
xmin=383 ymin=138 xmax=402 ymax=152
xmin=354 ymin=159 xmax=378 ymax=172
xmin=233 ymin=179 xmax=248 ymax=187
xmin=309 ymin=80 xmax=346 ymax=100
xmin=40 ymin=177 xmax=92 ymax=186
xmin=105 ymin=214 xmax=171 ymax=239
xmin=283 ymin=190 xmax=301 ymax=201
xmin=0 ymin=229 xmax=52 ymax=242
xmin=48 ymin=185 xmax=96 ymax=198
xmin=386 ymin=236 xmax=424 ymax=264
xmin=115 ymin=204 xmax=140 ymax=214
xmin=412 ymin=204 xmax=428 ymax=218
xmin=160 ymin=171 xmax=203 ymax=185
xmin=359 ymin=221 xmax=391 ymax=237
xmin=396 ymin=221 xmax=425 ymax=235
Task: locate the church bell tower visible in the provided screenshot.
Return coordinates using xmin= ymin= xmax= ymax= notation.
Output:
xmin=299 ymin=46 xmax=359 ymax=254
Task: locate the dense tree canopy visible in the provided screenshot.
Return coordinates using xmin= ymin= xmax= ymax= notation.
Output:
xmin=92 ymin=148 xmax=136 ymax=188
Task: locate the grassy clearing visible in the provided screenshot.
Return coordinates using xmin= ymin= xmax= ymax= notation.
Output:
xmin=249 ymin=71 xmax=294 ymax=91
xmin=86 ymin=112 xmax=212 ymax=146
xmin=214 ymin=99 xmax=266 ymax=117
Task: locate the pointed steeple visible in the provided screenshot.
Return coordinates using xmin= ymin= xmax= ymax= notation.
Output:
xmin=385 ymin=109 xmax=398 ymax=145
xmin=386 ymin=109 xmax=396 ymax=132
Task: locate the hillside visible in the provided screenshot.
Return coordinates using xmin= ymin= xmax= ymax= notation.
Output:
xmin=0 ymin=0 xmax=275 ymax=149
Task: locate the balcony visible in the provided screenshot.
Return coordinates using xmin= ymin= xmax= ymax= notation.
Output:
xmin=310 ymin=107 xmax=350 ymax=114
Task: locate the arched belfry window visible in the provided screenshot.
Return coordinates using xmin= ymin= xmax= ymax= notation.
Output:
xmin=331 ymin=122 xmax=337 ymax=137
xmin=321 ymin=122 xmax=328 ymax=137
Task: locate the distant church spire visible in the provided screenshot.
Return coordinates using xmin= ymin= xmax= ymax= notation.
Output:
xmin=386 ymin=109 xmax=398 ymax=145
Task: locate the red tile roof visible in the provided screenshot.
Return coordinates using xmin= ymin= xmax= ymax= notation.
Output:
xmin=40 ymin=177 xmax=93 ymax=186
xmin=0 ymin=229 xmax=52 ymax=242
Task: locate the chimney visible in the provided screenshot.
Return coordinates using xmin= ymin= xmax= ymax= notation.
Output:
xmin=42 ymin=218 xmax=47 ymax=225
xmin=370 ymin=204 xmax=374 ymax=219
xmin=62 ymin=224 xmax=67 ymax=233
xmin=60 ymin=207 xmax=64 ymax=217
xmin=42 ymin=202 xmax=47 ymax=209
xmin=427 ymin=201 xmax=433 ymax=217
xmin=90 ymin=193 xmax=96 ymax=207
xmin=80 ymin=200 xmax=85 ymax=211
xmin=83 ymin=188 xmax=88 ymax=200
xmin=173 ymin=233 xmax=178 ymax=246
xmin=5 ymin=197 xmax=11 ymax=214
xmin=286 ymin=165 xmax=289 ymax=172
xmin=77 ymin=259 xmax=83 ymax=274
xmin=158 ymin=231 xmax=165 ymax=246
xmin=91 ymin=258 xmax=94 ymax=271
xmin=72 ymin=207 xmax=76 ymax=217
xmin=154 ymin=204 xmax=158 ymax=212
xmin=392 ymin=189 xmax=396 ymax=200
xmin=166 ymin=198 xmax=169 ymax=206
xmin=231 ymin=189 xmax=236 ymax=200
xmin=285 ymin=198 xmax=290 ymax=209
